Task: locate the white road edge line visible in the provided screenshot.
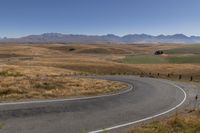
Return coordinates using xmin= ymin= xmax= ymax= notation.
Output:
xmin=0 ymin=82 xmax=133 ymax=106
xmin=88 ymin=82 xmax=187 ymax=133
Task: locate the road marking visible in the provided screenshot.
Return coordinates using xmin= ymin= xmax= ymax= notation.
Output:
xmin=88 ymin=82 xmax=187 ymax=133
xmin=0 ymin=82 xmax=133 ymax=106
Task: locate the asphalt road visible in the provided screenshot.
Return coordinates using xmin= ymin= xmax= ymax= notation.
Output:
xmin=0 ymin=76 xmax=195 ymax=133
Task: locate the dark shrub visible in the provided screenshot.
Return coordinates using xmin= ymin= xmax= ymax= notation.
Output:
xmin=69 ymin=48 xmax=76 ymax=51
xmin=154 ymin=50 xmax=164 ymax=55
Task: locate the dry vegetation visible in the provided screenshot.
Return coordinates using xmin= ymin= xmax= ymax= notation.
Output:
xmin=0 ymin=75 xmax=127 ymax=101
xmin=0 ymin=43 xmax=199 ymax=101
xmin=0 ymin=43 xmax=200 ymax=131
xmin=0 ymin=64 xmax=128 ymax=102
xmin=123 ymin=108 xmax=200 ymax=133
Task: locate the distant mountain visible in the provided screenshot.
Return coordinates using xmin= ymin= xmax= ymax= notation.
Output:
xmin=190 ymin=36 xmax=200 ymax=42
xmin=122 ymin=34 xmax=154 ymax=43
xmin=1 ymin=33 xmax=200 ymax=44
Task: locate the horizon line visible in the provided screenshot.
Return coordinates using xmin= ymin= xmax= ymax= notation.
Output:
xmin=1 ymin=32 xmax=200 ymax=39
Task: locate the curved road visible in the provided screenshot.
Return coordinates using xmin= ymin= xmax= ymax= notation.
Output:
xmin=0 ymin=76 xmax=191 ymax=133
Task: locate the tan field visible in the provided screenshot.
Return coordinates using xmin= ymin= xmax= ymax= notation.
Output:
xmin=0 ymin=75 xmax=127 ymax=102
xmin=124 ymin=109 xmax=200 ymax=133
xmin=0 ymin=43 xmax=200 ymax=101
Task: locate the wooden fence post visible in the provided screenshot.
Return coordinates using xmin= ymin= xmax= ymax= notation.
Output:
xmin=190 ymin=76 xmax=193 ymax=81
xmin=149 ymin=73 xmax=151 ymax=76
xmin=179 ymin=75 xmax=182 ymax=80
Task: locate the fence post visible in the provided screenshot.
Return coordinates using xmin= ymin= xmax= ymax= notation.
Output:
xmin=179 ymin=75 xmax=182 ymax=80
xmin=190 ymin=76 xmax=193 ymax=81
xmin=149 ymin=73 xmax=151 ymax=77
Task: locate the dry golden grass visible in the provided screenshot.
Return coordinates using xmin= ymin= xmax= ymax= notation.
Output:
xmin=0 ymin=43 xmax=199 ymax=102
xmin=37 ymin=43 xmax=185 ymax=55
xmin=0 ymin=43 xmax=199 ymax=132
xmin=0 ymin=44 xmax=199 ymax=77
xmin=0 ymin=65 xmax=77 ymax=76
xmin=0 ymin=75 xmax=127 ymax=101
xmin=20 ymin=66 xmax=76 ymax=76
xmin=123 ymin=109 xmax=200 ymax=133
xmin=0 ymin=44 xmax=199 ymax=74
xmin=131 ymin=64 xmax=200 ymax=75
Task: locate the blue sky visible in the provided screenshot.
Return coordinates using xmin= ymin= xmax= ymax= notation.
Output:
xmin=0 ymin=0 xmax=200 ymax=37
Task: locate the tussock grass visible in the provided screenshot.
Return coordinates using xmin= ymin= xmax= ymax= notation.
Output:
xmin=38 ymin=43 xmax=183 ymax=55
xmin=0 ymin=71 xmax=23 ymax=77
xmin=0 ymin=76 xmax=127 ymax=101
xmin=129 ymin=64 xmax=200 ymax=82
xmin=123 ymin=109 xmax=200 ymax=133
xmin=33 ymin=82 xmax=64 ymax=90
xmin=123 ymin=55 xmax=166 ymax=64
xmin=0 ymin=65 xmax=77 ymax=76
xmin=0 ymin=43 xmax=199 ymax=102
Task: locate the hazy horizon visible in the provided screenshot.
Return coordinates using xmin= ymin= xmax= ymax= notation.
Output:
xmin=1 ymin=32 xmax=200 ymax=39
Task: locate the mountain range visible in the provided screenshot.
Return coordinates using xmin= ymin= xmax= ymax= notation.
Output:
xmin=0 ymin=33 xmax=200 ymax=44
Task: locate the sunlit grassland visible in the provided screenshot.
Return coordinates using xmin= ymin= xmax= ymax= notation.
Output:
xmin=0 ymin=43 xmax=199 ymax=101
xmin=122 ymin=109 xmax=200 ymax=133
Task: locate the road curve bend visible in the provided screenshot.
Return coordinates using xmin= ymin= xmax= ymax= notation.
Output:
xmin=0 ymin=76 xmax=187 ymax=133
